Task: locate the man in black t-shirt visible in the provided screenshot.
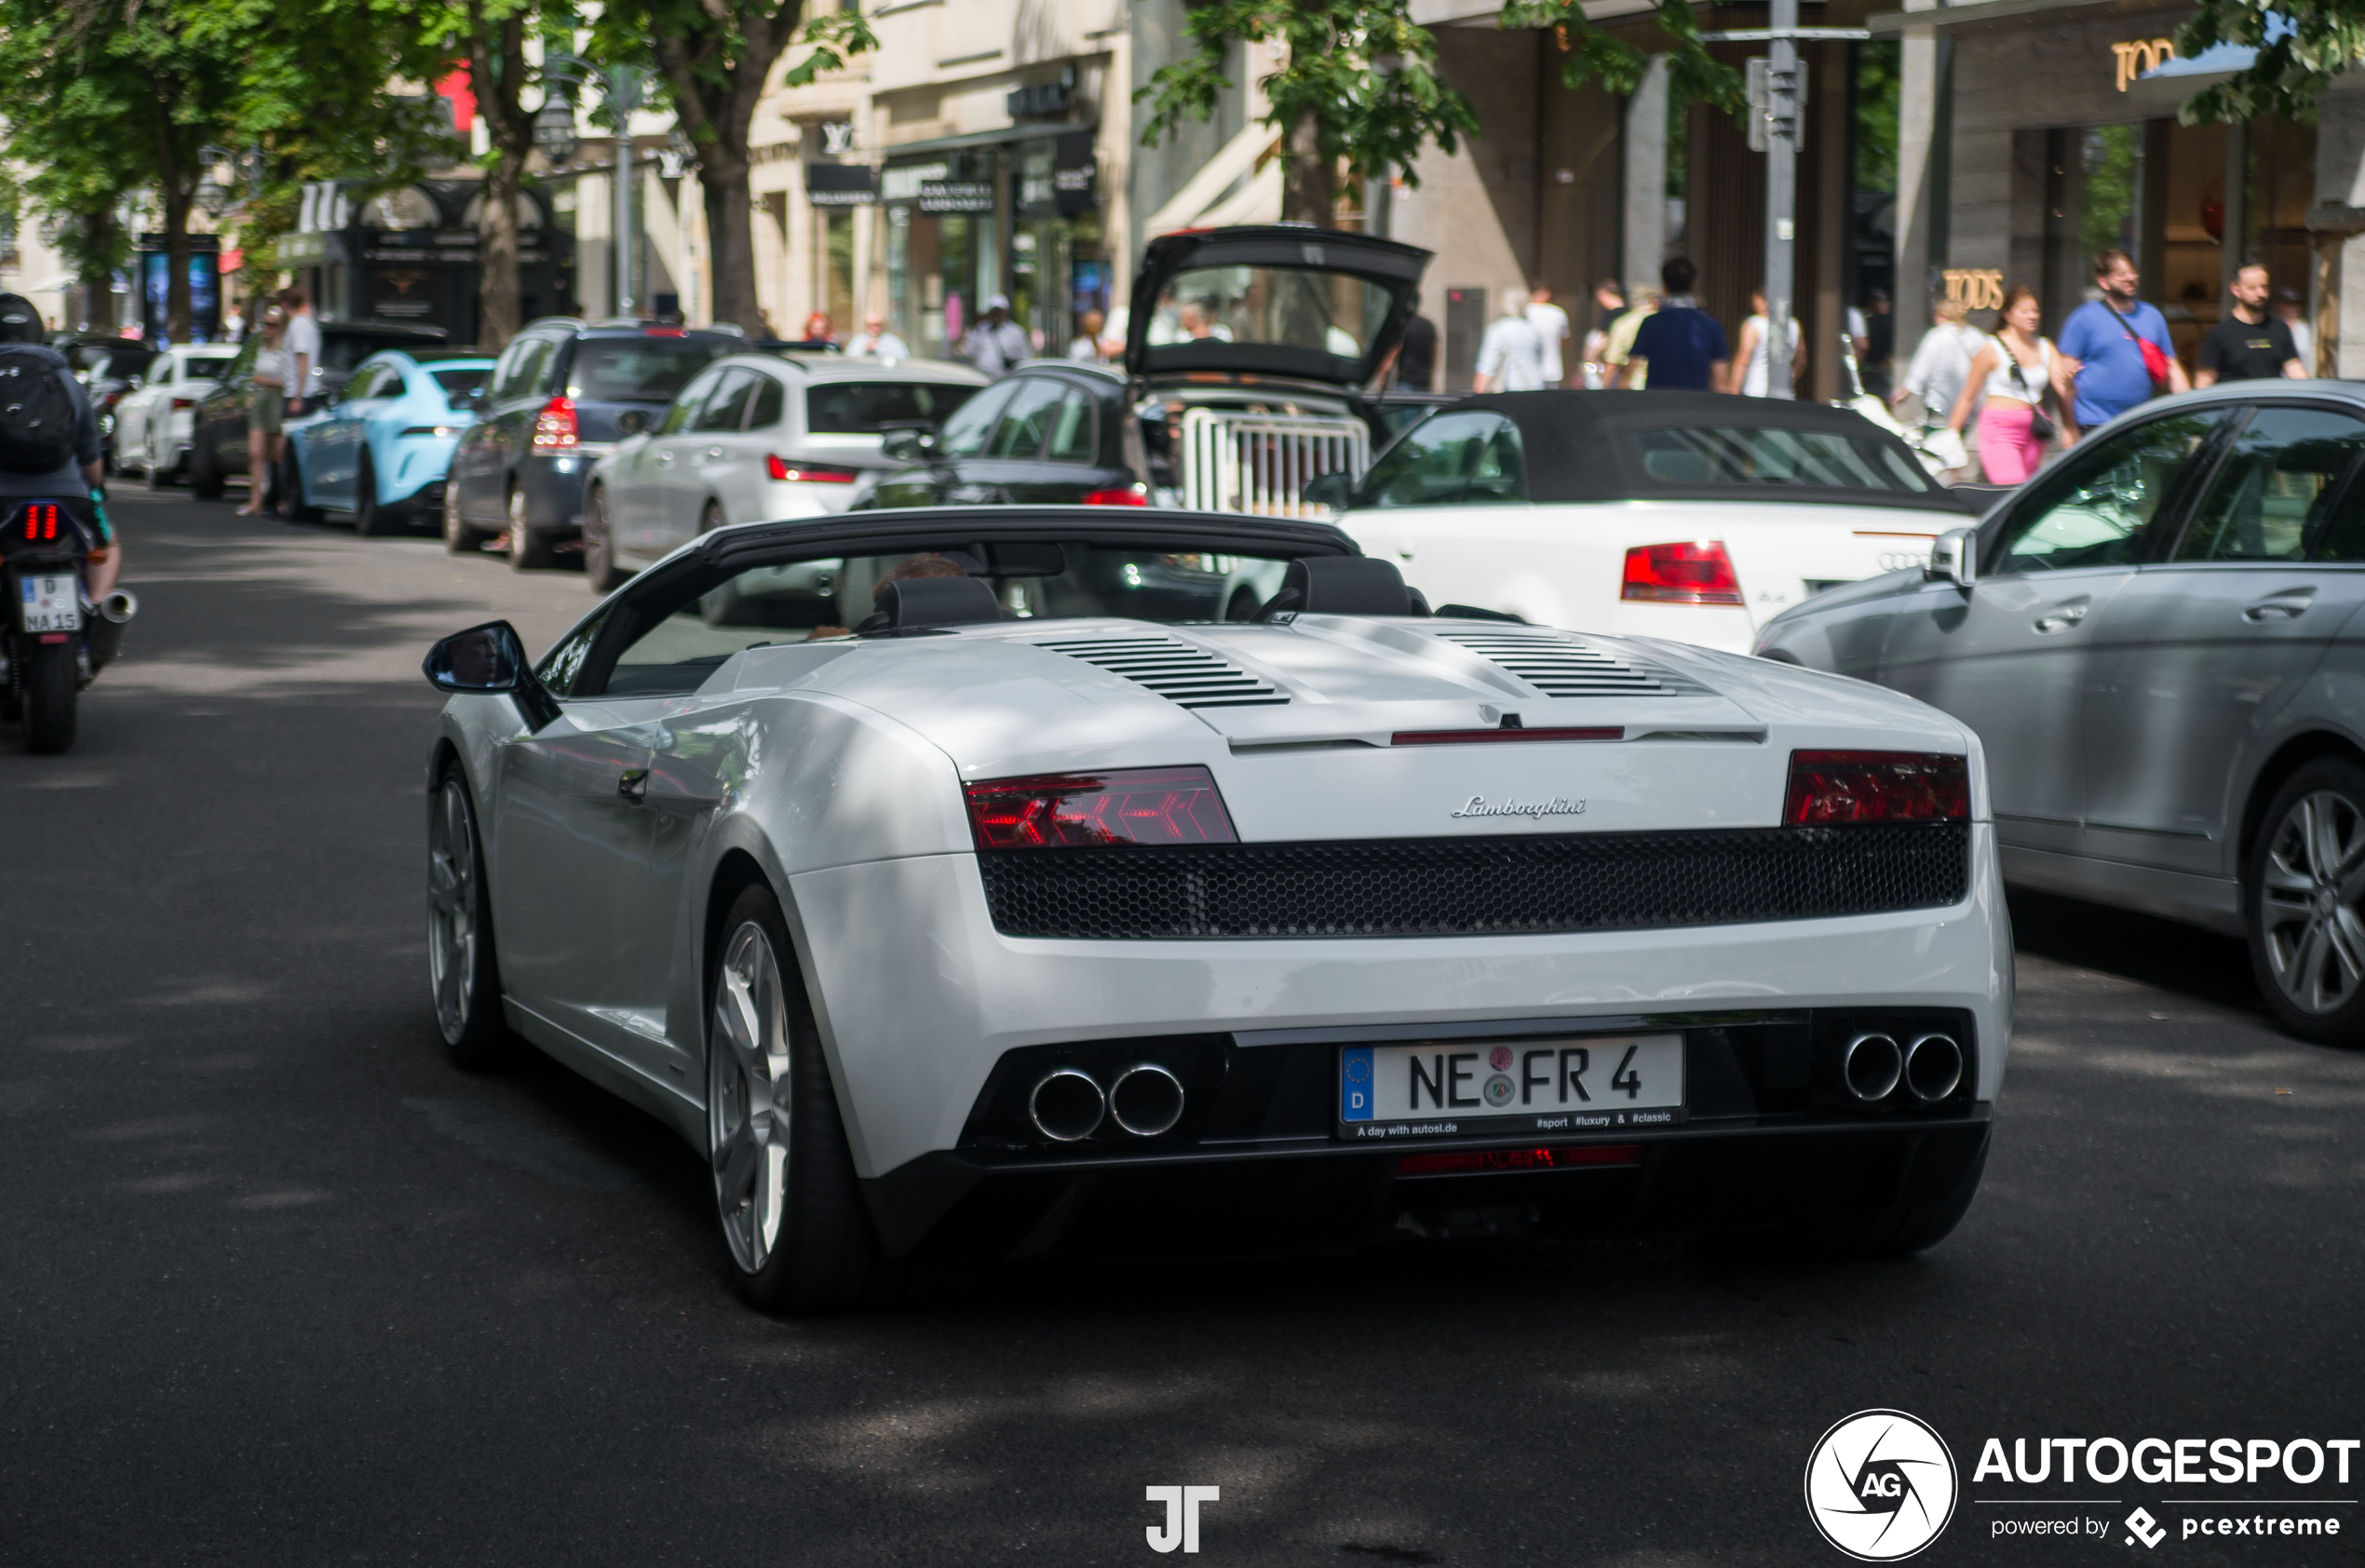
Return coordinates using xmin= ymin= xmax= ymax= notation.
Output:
xmin=2198 ymin=264 xmax=2305 ymax=385
xmin=1394 ymin=313 xmax=1438 ymax=390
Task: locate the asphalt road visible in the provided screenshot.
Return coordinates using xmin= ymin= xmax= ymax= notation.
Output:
xmin=4 ymin=488 xmax=2361 ymax=1567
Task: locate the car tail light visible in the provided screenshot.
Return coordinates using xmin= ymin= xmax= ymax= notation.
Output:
xmin=1082 ymin=484 xmax=1149 ymax=506
xmin=169 ymin=397 xmax=195 ymax=411
xmin=765 ymin=454 xmax=858 ymax=482
xmin=1398 ymin=1144 xmax=1642 ymax=1175
xmin=1621 ymin=540 xmax=1743 ymax=604
xmin=1783 ymin=751 xmax=1969 ymax=826
xmin=530 ymin=395 xmax=579 ymax=452
xmin=964 ymin=766 xmax=1237 ymax=850
xmin=644 ymin=326 xmax=685 ymax=337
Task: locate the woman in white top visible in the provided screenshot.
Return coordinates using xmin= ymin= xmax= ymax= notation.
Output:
xmin=1895 ymin=297 xmax=1987 ymax=428
xmin=1726 ymin=288 xmax=1804 ymax=397
xmin=236 ymin=306 xmax=290 ymax=517
xmin=1948 ymin=284 xmax=2059 ymax=485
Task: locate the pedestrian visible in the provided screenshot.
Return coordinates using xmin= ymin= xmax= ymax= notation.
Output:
xmin=1393 ymin=311 xmax=1438 ymax=390
xmin=1524 ymin=281 xmax=1571 ymax=387
xmin=1895 ymin=297 xmax=1988 ymax=430
xmin=846 ymin=312 xmax=910 ymax=361
xmin=1621 ymin=259 xmax=1729 ymax=391
xmin=804 ymin=310 xmax=835 ymax=345
xmin=959 ymin=294 xmax=1031 ymax=376
xmin=236 ymin=305 xmax=290 ymax=518
xmin=2055 ymin=249 xmax=2187 ymax=445
xmin=2274 ymin=287 xmax=2314 ymax=374
xmin=277 ymin=288 xmax=320 ymax=422
xmin=0 ymin=293 xmax=119 ymax=598
xmin=2196 ymin=264 xmax=2306 ymax=386
xmin=1601 ymin=282 xmax=1657 ymax=387
xmin=1067 ymin=309 xmax=1106 ymax=362
xmin=1472 ymin=288 xmax=1547 ymax=393
xmin=1579 ymin=278 xmax=1626 ymax=388
xmin=1862 ymin=290 xmax=1895 ymax=397
xmin=1949 ymin=285 xmax=2061 ymax=485
xmin=1728 ymin=286 xmax=1804 ymax=396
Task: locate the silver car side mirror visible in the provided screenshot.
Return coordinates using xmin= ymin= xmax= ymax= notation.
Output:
xmin=1926 ymin=526 xmax=1976 ymax=591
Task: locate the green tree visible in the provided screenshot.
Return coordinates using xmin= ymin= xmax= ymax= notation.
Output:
xmin=1136 ymin=0 xmax=1480 ymax=226
xmin=1502 ymin=0 xmax=1744 ymax=119
xmin=586 ymin=2 xmax=872 ymax=331
xmin=2177 ymin=2 xmax=2362 ymax=124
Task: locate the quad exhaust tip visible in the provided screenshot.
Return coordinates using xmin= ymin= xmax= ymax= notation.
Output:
xmin=1842 ymin=1033 xmax=1903 ymax=1103
xmin=1905 ymin=1033 xmax=1964 ymax=1102
xmin=1028 ymin=1063 xmax=1187 ymax=1141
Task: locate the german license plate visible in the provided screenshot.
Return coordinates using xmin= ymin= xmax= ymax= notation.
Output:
xmin=18 ymin=574 xmax=79 ymax=634
xmin=1338 ymin=1034 xmax=1685 ymax=1141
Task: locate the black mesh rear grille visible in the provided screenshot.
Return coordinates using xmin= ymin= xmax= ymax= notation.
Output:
xmin=978 ymin=823 xmax=1970 ymax=939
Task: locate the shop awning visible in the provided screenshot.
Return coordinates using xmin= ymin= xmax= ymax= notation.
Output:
xmin=880 ymin=121 xmax=1098 ymax=162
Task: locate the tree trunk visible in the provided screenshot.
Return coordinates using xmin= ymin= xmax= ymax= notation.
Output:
xmin=1280 ymin=109 xmax=1335 ymax=227
xmin=698 ymin=146 xmax=756 ymax=332
xmin=469 ymin=8 xmax=533 ymax=351
xmin=164 ymin=186 xmax=194 ymax=344
xmin=79 ymin=211 xmax=117 ymax=334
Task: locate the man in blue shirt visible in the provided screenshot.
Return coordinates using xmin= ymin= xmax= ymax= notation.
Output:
xmin=1621 ymin=258 xmax=1730 ymax=391
xmin=2056 ymin=249 xmax=2189 ymax=444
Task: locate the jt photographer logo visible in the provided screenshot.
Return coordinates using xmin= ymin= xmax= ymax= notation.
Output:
xmin=1806 ymin=1410 xmax=1960 ymax=1561
xmin=1145 ymin=1486 xmax=1219 ymax=1554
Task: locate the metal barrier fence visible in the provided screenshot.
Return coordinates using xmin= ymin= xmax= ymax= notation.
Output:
xmin=1179 ymin=410 xmax=1370 ymax=519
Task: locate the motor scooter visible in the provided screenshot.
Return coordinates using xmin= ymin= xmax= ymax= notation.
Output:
xmin=0 ymin=494 xmax=135 ymax=754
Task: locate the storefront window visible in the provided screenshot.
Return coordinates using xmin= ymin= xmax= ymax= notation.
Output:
xmin=885 ymin=152 xmax=997 ymax=360
xmin=2081 ymin=125 xmax=2141 ymax=260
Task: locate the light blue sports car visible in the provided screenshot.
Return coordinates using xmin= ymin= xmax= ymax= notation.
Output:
xmin=282 ymin=349 xmax=493 ymax=534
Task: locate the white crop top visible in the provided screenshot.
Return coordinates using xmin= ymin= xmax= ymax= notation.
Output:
xmin=1982 ymin=337 xmax=2052 ymax=404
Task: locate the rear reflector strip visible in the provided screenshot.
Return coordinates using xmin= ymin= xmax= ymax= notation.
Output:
xmin=1393 ymin=727 xmax=1621 ymax=746
xmin=1398 ymin=1144 xmax=1642 ymax=1176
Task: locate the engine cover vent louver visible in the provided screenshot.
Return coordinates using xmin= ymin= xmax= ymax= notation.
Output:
xmin=1430 ymin=627 xmax=1708 ymax=698
xmin=1036 ymin=635 xmax=1289 ymax=710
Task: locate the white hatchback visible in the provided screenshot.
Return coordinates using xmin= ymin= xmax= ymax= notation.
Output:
xmin=115 ymin=344 xmax=239 ymax=487
xmin=1334 ymin=391 xmax=1977 ymax=654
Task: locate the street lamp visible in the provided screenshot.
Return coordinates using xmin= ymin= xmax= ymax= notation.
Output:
xmin=534 ymin=97 xmax=581 ymax=167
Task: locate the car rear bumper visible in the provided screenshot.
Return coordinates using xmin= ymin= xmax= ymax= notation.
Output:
xmin=518 ymin=453 xmax=592 ymax=534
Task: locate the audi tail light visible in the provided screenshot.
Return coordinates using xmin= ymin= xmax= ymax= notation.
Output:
xmin=965 ymin=766 xmax=1237 ymax=849
xmin=1082 ymin=484 xmax=1149 ymax=506
xmin=1621 ymin=540 xmax=1743 ymax=604
xmin=530 ymin=395 xmax=579 ymax=452
xmin=765 ymin=455 xmax=858 ymax=482
xmin=1398 ymin=1144 xmax=1642 ymax=1176
xmin=1784 ymin=751 xmax=1969 ymax=826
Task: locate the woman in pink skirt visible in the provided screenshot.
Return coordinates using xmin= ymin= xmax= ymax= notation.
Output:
xmin=1949 ymin=285 xmax=2060 ymax=485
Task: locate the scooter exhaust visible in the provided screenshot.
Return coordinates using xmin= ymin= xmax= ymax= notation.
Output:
xmin=87 ymin=590 xmax=136 ymax=671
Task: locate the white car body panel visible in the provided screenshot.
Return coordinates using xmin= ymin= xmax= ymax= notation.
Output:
xmin=436 ymin=607 xmax=2009 ymax=1183
xmin=1340 ymin=499 xmax=1955 ymax=654
xmin=115 ymin=345 xmax=236 ymax=477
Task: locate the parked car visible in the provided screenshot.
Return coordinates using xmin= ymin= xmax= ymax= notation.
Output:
xmin=446 ymin=318 xmax=741 ymax=570
xmin=188 ymin=321 xmax=449 ymax=503
xmin=421 ymin=504 xmax=2005 ymax=1308
xmin=1752 ymin=382 xmax=2365 ymax=1045
xmin=856 ymin=226 xmax=1437 ymax=518
xmin=277 ymin=350 xmax=494 ymax=534
xmin=1330 ymin=391 xmax=1976 ymax=655
xmin=112 ymin=343 xmax=239 ymax=487
xmin=580 ymin=352 xmax=985 ymax=590
xmin=54 ymin=335 xmax=159 ymax=473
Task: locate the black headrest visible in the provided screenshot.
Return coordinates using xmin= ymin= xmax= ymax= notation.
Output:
xmin=878 ymin=574 xmax=1005 ymax=629
xmin=1256 ymin=555 xmax=1426 ymax=620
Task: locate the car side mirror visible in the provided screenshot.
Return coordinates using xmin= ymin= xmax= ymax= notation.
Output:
xmin=1302 ymin=471 xmax=1351 ymax=511
xmin=422 ymin=620 xmax=560 ymax=727
xmin=879 ymin=426 xmax=937 ymax=462
xmin=1925 ymin=526 xmax=1976 ymax=591
xmin=617 ymin=408 xmax=649 ymax=436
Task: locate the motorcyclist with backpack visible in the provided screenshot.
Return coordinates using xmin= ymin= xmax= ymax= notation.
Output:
xmin=0 ymin=293 xmax=119 ymax=596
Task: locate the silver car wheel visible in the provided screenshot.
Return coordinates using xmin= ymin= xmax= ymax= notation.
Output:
xmin=426 ymin=777 xmax=479 ymax=1040
xmin=710 ymin=921 xmax=791 ymax=1274
xmin=2260 ymin=788 xmax=2365 ymax=1014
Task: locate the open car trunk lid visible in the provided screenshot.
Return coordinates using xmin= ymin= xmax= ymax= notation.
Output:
xmin=1126 ymin=226 xmax=1432 ymax=390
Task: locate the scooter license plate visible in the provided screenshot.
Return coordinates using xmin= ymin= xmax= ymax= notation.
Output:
xmin=19 ymin=574 xmax=81 ymax=634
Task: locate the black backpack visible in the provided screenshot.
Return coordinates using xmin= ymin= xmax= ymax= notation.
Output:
xmin=0 ymin=346 xmax=81 ymax=476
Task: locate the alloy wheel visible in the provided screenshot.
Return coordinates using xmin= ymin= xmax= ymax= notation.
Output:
xmin=426 ymin=777 xmax=479 ymax=1040
xmin=710 ymin=921 xmax=791 ymax=1275
xmin=2259 ymin=789 xmax=2365 ymax=1014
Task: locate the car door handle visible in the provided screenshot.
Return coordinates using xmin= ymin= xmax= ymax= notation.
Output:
xmin=617 ymin=766 xmax=649 ymax=803
xmin=2033 ymin=602 xmax=2088 ymax=633
xmin=2244 ymin=593 xmax=2313 ymax=621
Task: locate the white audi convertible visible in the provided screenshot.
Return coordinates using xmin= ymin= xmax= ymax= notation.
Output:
xmin=422 ymin=505 xmax=2010 ymax=1311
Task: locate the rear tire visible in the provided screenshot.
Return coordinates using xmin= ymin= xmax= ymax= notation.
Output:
xmin=443 ymin=480 xmax=483 ymax=553
xmin=354 ymin=453 xmax=402 ymax=536
xmin=708 ymin=882 xmax=892 ymax=1313
xmin=19 ymin=641 xmax=76 ymax=754
xmin=507 ymin=488 xmax=554 ymax=571
xmin=583 ymin=484 xmax=628 ymax=593
xmin=2246 ymin=756 xmax=2365 ymax=1046
xmin=281 ymin=449 xmax=324 ymax=521
xmin=427 ymin=768 xmax=513 ymax=1070
xmin=189 ymin=438 xmax=223 ymax=501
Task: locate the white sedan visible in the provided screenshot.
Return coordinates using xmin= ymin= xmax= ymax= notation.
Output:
xmin=580 ymin=352 xmax=988 ymax=591
xmin=422 ymin=504 xmax=2008 ymax=1311
xmin=115 ymin=343 xmax=239 ymax=487
xmin=1332 ymin=391 xmax=1979 ymax=654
